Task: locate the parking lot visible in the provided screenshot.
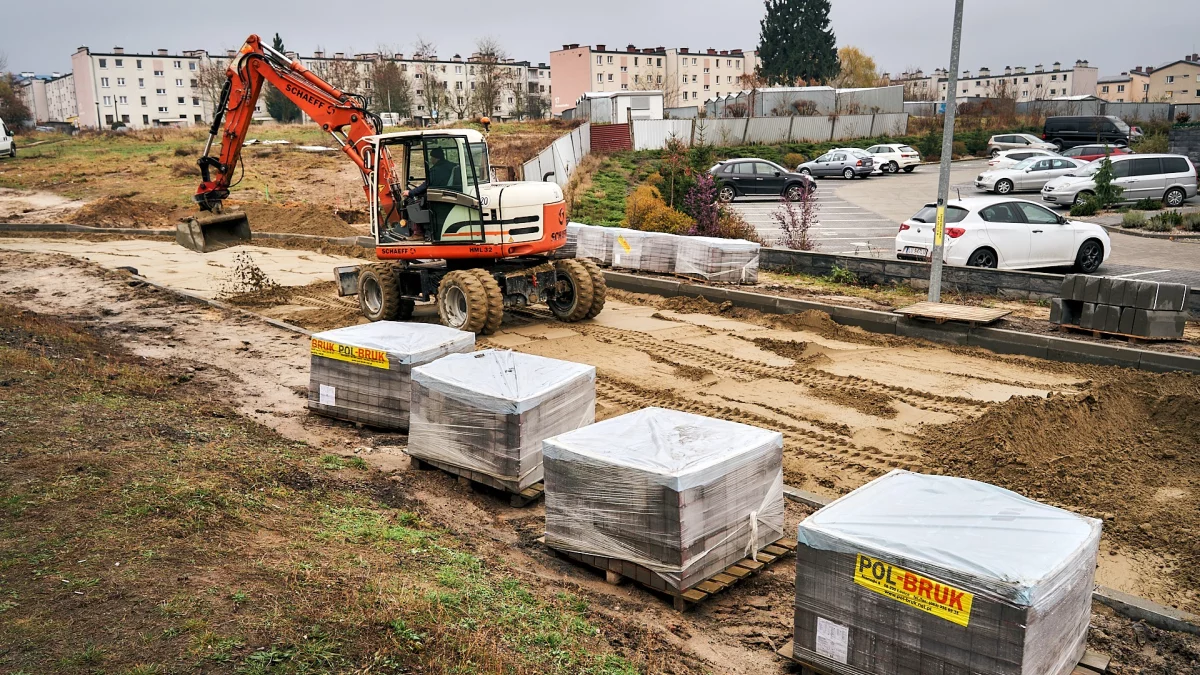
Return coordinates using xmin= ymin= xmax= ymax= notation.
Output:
xmin=730 ymin=159 xmax=1200 ymax=286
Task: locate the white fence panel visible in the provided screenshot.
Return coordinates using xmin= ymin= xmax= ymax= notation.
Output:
xmin=870 ymin=113 xmax=909 ymax=137
xmin=701 ymin=118 xmax=748 ymax=146
xmin=744 ymin=117 xmax=792 ymax=144
xmin=520 ymin=122 xmax=591 ymax=185
xmin=832 ymin=115 xmax=874 ymax=141
xmin=791 ymin=116 xmax=834 ymax=142
xmin=632 ymin=120 xmax=694 ymax=150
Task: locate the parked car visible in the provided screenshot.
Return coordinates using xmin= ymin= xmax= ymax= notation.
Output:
xmin=975 ymin=157 xmax=1087 ymax=194
xmin=865 ymin=143 xmax=921 ymax=173
xmin=0 ymin=118 xmax=14 ymax=158
xmin=1060 ymin=144 xmax=1131 ymax=162
xmin=1041 ymin=154 xmax=1198 ymax=207
xmin=987 ymin=148 xmax=1058 ymax=170
xmin=710 ymin=159 xmax=816 ymax=202
xmin=895 ymin=197 xmax=1111 ymax=272
xmin=986 ymin=133 xmax=1057 ymax=157
xmin=1042 ymin=115 xmax=1133 ymax=150
xmin=797 ymin=150 xmax=874 ymax=178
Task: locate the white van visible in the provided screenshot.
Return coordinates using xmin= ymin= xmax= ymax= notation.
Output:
xmin=0 ymin=118 xmax=14 ymax=158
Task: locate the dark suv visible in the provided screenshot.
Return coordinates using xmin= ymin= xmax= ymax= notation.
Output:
xmin=1042 ymin=116 xmax=1134 ymax=150
xmin=710 ymin=159 xmax=816 ymax=202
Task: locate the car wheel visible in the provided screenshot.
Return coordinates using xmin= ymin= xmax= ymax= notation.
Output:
xmin=994 ymin=179 xmax=1014 ymax=195
xmin=990 ymin=149 xmax=1000 ymax=158
xmin=717 ymin=185 xmax=736 ymax=203
xmin=887 ymin=161 xmax=899 ymax=174
xmin=1073 ymin=191 xmax=1094 ymax=207
xmin=785 ymin=184 xmax=805 ymax=202
xmin=1074 ymin=239 xmax=1104 ymax=273
xmin=966 ymin=248 xmax=998 ymax=269
xmin=799 ymin=167 xmax=811 ymax=176
xmin=903 ymin=165 xmax=915 ymax=173
xmin=842 ymin=168 xmax=855 ymax=179
xmin=1051 ymin=139 xmax=1064 ymax=151
xmin=1163 ymin=187 xmax=1186 ymax=208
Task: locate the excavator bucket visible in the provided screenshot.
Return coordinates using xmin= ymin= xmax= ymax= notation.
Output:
xmin=176 ymin=212 xmax=252 ymax=253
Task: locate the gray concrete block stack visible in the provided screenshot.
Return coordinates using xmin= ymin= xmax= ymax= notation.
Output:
xmin=1053 ymin=274 xmax=1189 ymax=339
xmin=675 ymin=236 xmax=761 ymax=284
xmin=575 ymin=224 xmax=632 ymax=266
xmin=611 ymin=230 xmax=679 ymax=273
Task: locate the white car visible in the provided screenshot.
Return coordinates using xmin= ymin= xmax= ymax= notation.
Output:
xmin=0 ymin=118 xmax=14 ymax=158
xmin=987 ymin=148 xmax=1058 ymax=170
xmin=895 ymin=196 xmax=1110 ymax=272
xmin=987 ymin=133 xmax=1058 ymax=157
xmin=974 ymin=157 xmax=1087 ymax=194
xmin=864 ymin=144 xmax=921 ymax=173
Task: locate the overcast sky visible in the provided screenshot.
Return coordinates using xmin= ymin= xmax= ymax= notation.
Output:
xmin=7 ymin=0 xmax=1199 ymax=77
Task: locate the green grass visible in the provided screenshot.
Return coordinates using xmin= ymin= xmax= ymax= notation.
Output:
xmin=570 ymin=156 xmax=632 ymax=226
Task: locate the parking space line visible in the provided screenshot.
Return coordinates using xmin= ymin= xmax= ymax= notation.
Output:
xmin=1114 ymin=269 xmax=1172 ymax=278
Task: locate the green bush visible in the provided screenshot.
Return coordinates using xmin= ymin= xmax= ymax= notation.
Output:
xmin=782 ymin=152 xmax=807 ymax=168
xmin=1131 ymin=133 xmax=1168 ymax=154
xmin=1145 ymin=211 xmax=1184 ymax=232
xmin=1069 ymin=199 xmax=1099 ymax=217
xmin=951 ymin=141 xmax=968 ymax=157
xmin=1122 ymin=210 xmax=1146 ymax=228
xmin=1132 ymin=198 xmax=1164 ymax=211
xmin=1183 ymin=212 xmax=1200 ymax=232
xmin=826 ymin=264 xmax=859 ymax=286
xmin=1144 ymin=218 xmax=1174 ymax=232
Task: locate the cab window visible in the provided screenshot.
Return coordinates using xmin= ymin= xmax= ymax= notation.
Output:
xmin=424 ymin=137 xmax=465 ymax=193
xmin=467 ymin=142 xmax=490 ymax=187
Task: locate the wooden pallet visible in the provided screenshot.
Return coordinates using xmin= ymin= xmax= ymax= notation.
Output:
xmin=541 ymin=536 xmax=797 ymax=611
xmin=895 ymin=301 xmax=1011 ymax=327
xmin=408 ymin=454 xmax=544 ymax=507
xmin=777 ymin=640 xmax=1110 ymax=675
xmin=1057 ymin=323 xmax=1176 ymax=344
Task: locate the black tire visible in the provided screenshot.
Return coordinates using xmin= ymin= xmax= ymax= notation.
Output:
xmin=471 ymin=269 xmax=504 ymax=335
xmin=994 ymin=179 xmax=1014 ymax=195
xmin=887 ymin=161 xmax=899 ymax=174
xmin=1074 ymin=239 xmax=1104 ymax=273
xmin=579 ymin=258 xmax=606 ymax=319
xmin=437 ymin=270 xmax=489 ymax=333
xmin=547 ymin=259 xmax=595 ymax=322
xmin=717 ymin=184 xmax=736 ymax=203
xmin=842 ymin=168 xmax=855 ymax=179
xmin=785 ymin=183 xmax=806 ymax=202
xmin=903 ymin=165 xmax=915 ymax=173
xmin=799 ymin=167 xmax=811 ymax=176
xmin=990 ymin=148 xmax=1001 ymax=158
xmin=966 ymin=248 xmax=998 ymax=269
xmin=1163 ymin=187 xmax=1186 ymax=208
xmin=1051 ymin=139 xmax=1064 ymax=151
xmin=357 ymin=264 xmax=401 ymax=322
xmin=1073 ymin=191 xmax=1094 ymax=207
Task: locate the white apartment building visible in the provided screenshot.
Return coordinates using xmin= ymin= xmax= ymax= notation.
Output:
xmin=46 ymin=74 xmax=77 ymax=123
xmin=71 ymin=46 xmax=216 ymax=129
xmin=892 ymin=61 xmax=1098 ymax=103
xmin=15 ymin=74 xmax=51 ymax=124
xmin=665 ymin=48 xmax=758 ymax=109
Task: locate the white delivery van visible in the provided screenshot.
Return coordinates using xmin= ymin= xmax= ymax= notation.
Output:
xmin=0 ymin=118 xmax=14 ymax=158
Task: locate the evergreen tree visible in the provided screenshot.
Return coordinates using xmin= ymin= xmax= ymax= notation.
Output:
xmin=265 ymin=33 xmax=301 ymax=123
xmin=756 ymin=0 xmax=839 ymax=86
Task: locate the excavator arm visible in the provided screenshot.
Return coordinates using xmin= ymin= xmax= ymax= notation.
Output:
xmin=179 ymin=33 xmax=401 ymax=251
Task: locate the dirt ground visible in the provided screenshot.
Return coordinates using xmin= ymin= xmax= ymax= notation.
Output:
xmin=2 ymin=249 xmax=1199 ymax=673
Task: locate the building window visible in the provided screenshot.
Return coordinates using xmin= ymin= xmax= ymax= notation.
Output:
xmin=136 ymin=60 xmax=142 ymax=69
xmin=192 ymin=97 xmax=200 ymax=106
xmin=1101 ymin=85 xmax=1109 ymax=93
xmin=682 ymin=91 xmax=688 ymax=100
xmin=633 ymin=74 xmax=639 ymax=82
xmin=1117 ymin=85 xmax=1125 ymax=92
xmin=607 ymin=74 xmax=613 ymax=81
xmin=101 ymin=77 xmax=110 ymax=87
xmin=1023 ymin=77 xmax=1029 ymax=83
xmin=1143 ymin=83 xmax=1149 ymax=91
xmin=189 ymin=79 xmax=196 ymax=87
xmin=138 ymin=78 xmax=144 ymax=88
xmin=656 ymin=58 xmax=662 ymax=67
xmin=620 ymin=66 xmax=627 ymax=72
xmin=597 ymin=74 xmax=603 ymax=83
xmin=157 ymin=106 xmax=168 ymax=113
xmin=156 ymin=88 xmax=166 ymax=95
xmin=117 ymin=77 xmax=125 ymax=86
xmin=102 ymin=95 xmax=111 ymax=105
xmin=975 ymin=80 xmax=981 ymax=86
xmin=105 ymin=114 xmax=113 ymax=125
xmin=142 ymin=114 xmax=149 ymax=124
xmin=1051 ymin=74 xmax=1057 ymax=80
xmin=1050 ymin=89 xmax=1057 ymax=95
xmin=189 ymin=62 xmax=196 ymax=71
xmin=691 ymin=58 xmax=697 ymax=65
xmin=634 ymin=57 xmax=639 ymax=66
xmin=620 ymin=84 xmax=627 ymax=90
xmin=99 ymin=58 xmax=107 ymax=68
xmin=140 ymin=96 xmax=147 ymax=105
xmin=1166 ymin=75 xmax=1175 ymax=83
xmin=118 ymin=96 xmax=127 ymax=104
xmin=736 ymin=60 xmax=741 ymax=68
xmin=681 ymin=75 xmax=687 ymax=83
xmin=692 ymin=75 xmax=697 ymax=82
xmin=656 ymin=75 xmax=662 ymax=84
xmin=1022 ymin=90 xmax=1029 ymax=97
xmin=704 ymin=85 xmax=710 ymax=90
xmin=607 ymin=56 xmax=613 ymax=64
xmin=173 ymin=60 xmax=182 ymax=68
xmin=115 ymin=59 xmax=123 ymax=67
xmin=177 ymin=97 xmax=185 ymax=104
xmin=704 ymin=67 xmax=710 ymax=73
xmin=154 ymin=70 xmax=163 ymax=76
xmin=175 ymin=79 xmax=183 ymax=86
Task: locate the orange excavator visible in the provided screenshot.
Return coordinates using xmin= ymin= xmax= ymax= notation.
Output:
xmin=178 ymin=33 xmax=604 ymax=334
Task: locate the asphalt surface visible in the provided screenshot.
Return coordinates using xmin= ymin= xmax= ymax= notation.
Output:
xmin=729 ymin=159 xmax=1200 ymax=287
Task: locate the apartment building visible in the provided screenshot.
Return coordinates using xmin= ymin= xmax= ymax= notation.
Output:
xmin=893 ymin=61 xmax=1098 ymax=103
xmin=46 ymin=74 xmax=77 ymax=123
xmin=1095 ymin=71 xmax=1148 ymax=102
xmin=15 ymin=74 xmax=51 ymax=124
xmin=549 ymin=43 xmax=756 ymax=115
xmin=1143 ymin=54 xmax=1200 ymax=104
xmin=71 ymin=46 xmax=216 ymax=129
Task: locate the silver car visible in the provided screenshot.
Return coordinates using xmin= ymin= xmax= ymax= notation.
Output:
xmin=987 ymin=133 xmax=1058 ymax=157
xmin=797 ymin=149 xmax=874 ymax=179
xmin=1042 ymin=154 xmax=1198 ymax=207
xmin=975 ymin=157 xmax=1086 ymax=194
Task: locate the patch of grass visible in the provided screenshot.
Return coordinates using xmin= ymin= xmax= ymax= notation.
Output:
xmin=319 ymin=454 xmax=368 ymax=471
xmin=570 ymin=156 xmax=631 ymax=226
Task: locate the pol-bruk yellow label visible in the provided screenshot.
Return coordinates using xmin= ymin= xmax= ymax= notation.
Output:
xmin=311 ymin=338 xmax=390 ymax=369
xmin=854 ymin=553 xmax=973 ymax=627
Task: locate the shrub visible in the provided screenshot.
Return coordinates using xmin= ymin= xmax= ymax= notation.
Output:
xmin=1121 ymin=210 xmax=1146 ymax=228
xmin=714 ymin=207 xmax=760 ymax=242
xmin=1182 ymin=212 xmax=1200 ymax=232
xmin=1147 ymin=211 xmax=1184 ymax=231
xmin=782 ymin=153 xmax=807 ymax=169
xmin=1069 ymin=199 xmax=1099 ymax=217
xmin=1177 ymin=111 xmax=1192 ymax=124
xmin=625 ymin=184 xmax=663 ymax=230
xmin=772 ymin=192 xmax=819 ymax=250
xmin=683 ymin=172 xmax=720 ymax=236
xmin=963 ymin=135 xmax=988 ymax=156
xmin=1132 ymin=197 xmax=1163 ymax=211
xmin=643 ymin=206 xmax=695 ymax=234
xmin=826 ymin=264 xmax=859 ymax=286
xmin=1131 ymin=133 xmax=1167 ymax=154
xmin=1092 ymin=158 xmax=1124 ymax=207
xmin=952 ymin=140 xmax=968 ymax=157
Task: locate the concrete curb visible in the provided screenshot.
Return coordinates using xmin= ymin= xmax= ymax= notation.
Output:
xmin=782 ymin=487 xmax=1200 ymax=635
xmin=1099 ymin=223 xmax=1200 ymax=243
xmin=0 ymin=223 xmax=372 ymax=247
xmin=603 ymin=271 xmax=1200 ymax=374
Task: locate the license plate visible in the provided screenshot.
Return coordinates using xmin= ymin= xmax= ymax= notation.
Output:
xmin=903 ymin=246 xmax=928 ymax=256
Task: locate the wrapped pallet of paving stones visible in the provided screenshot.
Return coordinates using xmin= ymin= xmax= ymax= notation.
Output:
xmin=1053 ymin=274 xmax=1189 ymax=339
xmin=611 ymin=229 xmax=679 ymax=273
xmin=576 ymin=224 xmax=631 ymax=266
xmin=792 ymin=470 xmax=1101 ymax=675
xmin=543 ymin=407 xmax=785 ymax=593
xmin=407 ymin=349 xmax=596 ymax=492
xmin=307 ymin=322 xmax=475 ymax=429
xmin=674 ymin=236 xmax=761 ymax=284
xmin=551 ymin=222 xmax=585 ymax=259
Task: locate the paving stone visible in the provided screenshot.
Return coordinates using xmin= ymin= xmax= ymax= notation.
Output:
xmin=1079 ymin=302 xmax=1097 ymax=330
xmin=1119 ymin=306 xmax=1136 ymax=335
xmin=1131 ymin=309 xmax=1187 ymax=339
xmin=1081 ymin=276 xmax=1102 ymax=303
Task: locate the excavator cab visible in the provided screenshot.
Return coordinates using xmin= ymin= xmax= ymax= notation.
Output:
xmin=374 ymin=133 xmax=487 ymax=246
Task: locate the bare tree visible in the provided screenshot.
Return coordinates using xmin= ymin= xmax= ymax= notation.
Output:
xmin=631 ymin=64 xmax=678 ymax=106
xmin=469 ymin=37 xmax=515 ymax=117
xmin=412 ymin=39 xmax=449 ymax=120
xmin=194 ymin=56 xmax=229 ymax=113
xmin=371 ymin=47 xmax=412 ymax=116
xmin=526 ymin=94 xmax=550 ymax=119
xmin=317 ymin=53 xmax=364 ymax=94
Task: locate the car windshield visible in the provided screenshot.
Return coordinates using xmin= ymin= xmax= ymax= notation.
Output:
xmin=1071 ymin=161 xmax=1103 ymax=177
xmin=1012 ymin=158 xmax=1039 ymax=170
xmin=911 ymin=205 xmax=969 ymax=224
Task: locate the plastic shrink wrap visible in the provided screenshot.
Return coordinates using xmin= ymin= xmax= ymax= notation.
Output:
xmin=550 ymin=222 xmax=584 ymax=259
xmin=675 ymin=236 xmax=760 ymax=283
xmin=576 ymin=224 xmax=631 ymax=266
xmin=611 ymin=230 xmax=679 ymax=273
xmin=794 ymin=470 xmax=1101 ymax=675
xmin=543 ymin=407 xmax=785 ymax=592
xmin=407 ymin=350 xmax=596 ymax=491
xmin=308 ymin=322 xmax=475 ymax=429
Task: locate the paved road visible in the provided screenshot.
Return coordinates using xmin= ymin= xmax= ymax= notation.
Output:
xmin=727 ymin=182 xmax=899 ymax=255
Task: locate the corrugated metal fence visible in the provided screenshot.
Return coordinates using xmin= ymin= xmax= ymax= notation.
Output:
xmin=521 ymin=123 xmax=591 ymax=187
xmin=629 ymin=113 xmax=909 ymax=150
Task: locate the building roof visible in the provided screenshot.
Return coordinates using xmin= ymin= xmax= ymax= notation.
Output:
xmin=1150 ymin=57 xmax=1200 ymax=71
xmin=1097 ymin=75 xmax=1132 ymax=83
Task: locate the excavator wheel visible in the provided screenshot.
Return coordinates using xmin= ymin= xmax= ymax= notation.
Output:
xmin=471 ymin=269 xmax=505 ymax=335
xmin=547 ymin=259 xmax=595 ymax=323
xmin=437 ymin=270 xmax=490 ymax=334
xmin=579 ymin=259 xmax=607 ymax=319
xmin=358 ymin=263 xmax=404 ymax=322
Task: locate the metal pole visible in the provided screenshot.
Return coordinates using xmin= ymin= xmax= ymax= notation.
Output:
xmin=927 ymin=0 xmax=965 ymax=303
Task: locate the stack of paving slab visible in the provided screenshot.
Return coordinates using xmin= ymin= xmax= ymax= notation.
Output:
xmin=407 ymin=350 xmax=596 ymax=492
xmin=307 ymin=322 xmax=475 ymax=429
xmin=575 ymin=224 xmax=632 ymax=266
xmin=793 ymin=470 xmax=1101 ymax=675
xmin=674 ymin=236 xmax=761 ymax=284
xmin=543 ymin=407 xmax=785 ymax=593
xmin=550 ymin=222 xmax=584 ymax=259
xmin=1053 ymin=274 xmax=1189 ymax=339
xmin=611 ymin=229 xmax=679 ymax=273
